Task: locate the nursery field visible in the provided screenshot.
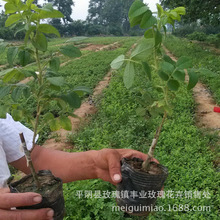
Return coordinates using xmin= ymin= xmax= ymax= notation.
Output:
xmin=60 ymin=37 xmax=218 ymax=220
xmin=1 ymin=36 xmax=219 ymax=219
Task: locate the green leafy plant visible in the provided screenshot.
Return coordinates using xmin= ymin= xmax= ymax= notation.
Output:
xmin=111 ymin=0 xmax=199 ymax=170
xmin=0 ymin=0 xmax=90 ymax=187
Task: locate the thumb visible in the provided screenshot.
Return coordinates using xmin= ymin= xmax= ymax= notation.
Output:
xmin=107 ymin=151 xmax=122 ymax=184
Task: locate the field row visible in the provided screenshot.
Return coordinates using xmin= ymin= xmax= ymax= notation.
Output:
xmin=63 ymin=41 xmax=219 ymax=219
xmin=163 ymin=35 xmax=220 ymax=104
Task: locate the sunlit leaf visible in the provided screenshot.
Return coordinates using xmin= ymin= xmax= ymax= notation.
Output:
xmin=60 ymin=116 xmax=72 ymax=131
xmin=110 ymin=55 xmax=125 ymax=69
xmin=124 ymin=61 xmax=135 ymax=89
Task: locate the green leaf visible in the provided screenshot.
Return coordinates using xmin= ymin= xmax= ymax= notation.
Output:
xmin=128 ymin=0 xmax=145 ymax=18
xmin=157 ymin=4 xmax=164 ymax=17
xmin=124 ymin=62 xmax=135 ymax=89
xmin=32 ymin=33 xmax=48 ymax=52
xmin=0 ymin=43 xmax=8 ymax=54
xmin=167 ymin=79 xmax=180 ymax=91
xmin=49 ymin=118 xmax=61 ymax=131
xmin=3 ymin=69 xmax=25 ymax=83
xmin=38 ymin=24 xmax=60 ymax=37
xmin=0 ymin=68 xmax=13 ymax=77
xmin=169 ymin=11 xmax=180 ymax=20
xmin=130 ymin=6 xmax=149 ymax=18
xmin=199 ymin=68 xmax=216 ymax=77
xmin=11 ymin=109 xmax=23 ymax=121
xmin=173 ymin=7 xmax=186 ymax=15
xmin=163 ymin=25 xmax=167 ymax=35
xmin=155 ymin=29 xmax=162 ymax=46
xmin=130 ymin=16 xmax=143 ymax=27
xmin=23 ymin=87 xmax=31 ymax=98
xmin=60 ymin=45 xmax=82 ymax=58
xmin=140 ymin=14 xmax=157 ymax=29
xmin=176 ymin=56 xmax=192 ymax=69
xmin=173 ymin=70 xmax=185 ymax=82
xmin=128 ymin=0 xmax=146 ymax=27
xmin=5 ymin=3 xmax=17 ymax=14
xmin=160 ymin=61 xmax=175 ymax=74
xmin=26 ymin=0 xmax=35 ymax=7
xmin=158 ymin=70 xmax=169 ymax=81
xmin=0 ymin=105 xmax=9 ymax=118
xmin=187 ymin=70 xmax=198 ymax=90
xmin=47 ymin=77 xmax=65 ymax=87
xmin=131 ymin=38 xmax=154 ymax=61
xmin=136 ymin=107 xmax=146 ymax=117
xmin=5 ymin=14 xmax=21 ymax=27
xmin=59 ymin=92 xmax=81 ymax=108
xmin=57 ymin=99 xmax=67 ymax=110
xmin=144 ymin=29 xmax=154 ymax=39
xmin=163 ymin=54 xmax=176 ymax=66
xmin=18 ymin=49 xmax=30 ymax=66
xmin=24 ymin=26 xmax=36 ymax=45
xmin=44 ymin=112 xmax=54 ymax=122
xmin=60 ymin=116 xmax=72 ymax=131
xmin=11 ymin=86 xmax=23 ymax=101
xmin=23 ymin=70 xmax=38 ymax=79
xmin=7 ymin=47 xmax=18 ymax=66
xmin=39 ymin=9 xmax=64 ymax=19
xmin=49 ymin=57 xmax=60 ymax=72
xmin=142 ymin=62 xmax=151 ymax=80
xmin=72 ymin=86 xmax=91 ymax=96
xmin=0 ymin=86 xmax=12 ymax=99
xmin=110 ymin=55 xmax=125 ymax=69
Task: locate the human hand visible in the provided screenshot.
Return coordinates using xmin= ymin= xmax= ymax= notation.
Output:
xmin=0 ymin=188 xmax=54 ymax=220
xmin=92 ymin=148 xmax=158 ymax=185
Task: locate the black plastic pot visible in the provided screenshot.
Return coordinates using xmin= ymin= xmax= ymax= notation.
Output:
xmin=116 ymin=158 xmax=168 ymax=216
xmin=9 ymin=170 xmax=65 ymax=220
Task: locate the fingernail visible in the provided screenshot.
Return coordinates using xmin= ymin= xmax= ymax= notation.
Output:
xmin=47 ymin=209 xmax=54 ymax=218
xmin=113 ymin=174 xmax=121 ymax=182
xmin=33 ymin=196 xmax=42 ymax=203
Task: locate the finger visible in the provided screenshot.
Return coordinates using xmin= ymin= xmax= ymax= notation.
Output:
xmin=117 ymin=149 xmax=148 ymax=161
xmin=107 ymin=151 xmax=122 ymax=184
xmin=151 ymin=157 xmax=160 ymax=164
xmin=0 ymin=208 xmax=54 ymax=220
xmin=0 ymin=192 xmax=43 ymax=209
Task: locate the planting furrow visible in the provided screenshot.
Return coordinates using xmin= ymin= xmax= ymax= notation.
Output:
xmin=163 ymin=46 xmax=220 ymax=135
xmin=43 ymin=41 xmax=136 ymax=150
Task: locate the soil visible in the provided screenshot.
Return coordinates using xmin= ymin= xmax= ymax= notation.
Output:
xmin=9 ymin=171 xmax=65 ymax=220
xmin=127 ymin=160 xmax=163 ymax=175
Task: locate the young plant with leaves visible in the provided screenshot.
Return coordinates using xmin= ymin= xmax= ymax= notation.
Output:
xmin=0 ymin=0 xmax=90 ymax=187
xmin=111 ymin=0 xmax=199 ymax=170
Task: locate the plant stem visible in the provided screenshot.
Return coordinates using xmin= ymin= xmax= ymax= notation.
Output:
xmin=19 ymin=133 xmax=41 ymax=189
xmin=142 ymin=111 xmax=167 ymax=170
xmin=152 ymin=27 xmax=158 ymax=71
xmin=31 ymin=103 xmax=41 ymax=152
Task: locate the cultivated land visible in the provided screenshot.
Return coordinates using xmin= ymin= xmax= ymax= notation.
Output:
xmin=2 ymin=37 xmax=219 ymax=219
